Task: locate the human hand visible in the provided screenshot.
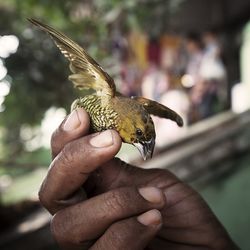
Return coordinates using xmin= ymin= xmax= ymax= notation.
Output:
xmin=39 ymin=108 xmax=238 ymax=250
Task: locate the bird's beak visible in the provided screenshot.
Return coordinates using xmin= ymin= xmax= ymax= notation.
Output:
xmin=133 ymin=138 xmax=155 ymax=160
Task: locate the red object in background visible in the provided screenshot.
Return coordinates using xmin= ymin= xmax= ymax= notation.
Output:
xmin=147 ymin=38 xmax=161 ymax=65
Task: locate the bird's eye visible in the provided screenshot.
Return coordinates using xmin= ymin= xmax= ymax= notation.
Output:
xmin=136 ymin=128 xmax=143 ymax=136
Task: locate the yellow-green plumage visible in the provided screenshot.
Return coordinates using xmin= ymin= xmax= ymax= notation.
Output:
xmin=72 ymin=95 xmax=119 ymax=132
xmin=28 ymin=18 xmax=183 ymax=160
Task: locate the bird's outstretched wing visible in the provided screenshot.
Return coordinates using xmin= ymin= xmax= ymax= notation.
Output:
xmin=132 ymin=96 xmax=184 ymax=127
xmin=28 ymin=18 xmax=116 ymax=97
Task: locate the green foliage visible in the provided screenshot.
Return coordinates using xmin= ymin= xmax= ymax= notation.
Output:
xmin=0 ymin=0 xmax=185 ymax=159
xmin=0 ymin=1 xmax=89 ymax=157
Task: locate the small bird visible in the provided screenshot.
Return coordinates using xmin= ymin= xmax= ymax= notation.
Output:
xmin=28 ymin=18 xmax=183 ymax=160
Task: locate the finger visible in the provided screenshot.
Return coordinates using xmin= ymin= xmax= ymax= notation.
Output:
xmin=39 ymin=130 xmax=122 ymax=214
xmin=85 ymin=158 xmax=178 ymax=196
xmin=91 ymin=209 xmax=162 ymax=250
xmin=50 ymin=187 xmax=165 ymax=249
xmin=51 ymin=108 xmax=90 ymax=159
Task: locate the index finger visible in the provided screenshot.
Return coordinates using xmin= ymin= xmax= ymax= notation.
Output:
xmin=39 ymin=130 xmax=122 ymax=214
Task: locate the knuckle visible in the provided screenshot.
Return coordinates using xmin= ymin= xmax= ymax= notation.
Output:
xmin=101 ymin=187 xmax=148 ymax=217
xmin=103 ymin=188 xmax=131 ymax=215
xmin=59 ymin=143 xmax=75 ymax=168
xmin=37 ymin=161 xmax=59 ymax=210
xmin=50 ymin=211 xmax=80 ymax=246
xmin=38 ymin=180 xmax=49 ymax=208
xmin=105 ymin=222 xmax=127 ymax=248
xmin=50 ymin=210 xmax=87 ymax=247
xmin=50 ymin=212 xmax=64 ymax=244
xmin=102 ymin=218 xmax=156 ymax=249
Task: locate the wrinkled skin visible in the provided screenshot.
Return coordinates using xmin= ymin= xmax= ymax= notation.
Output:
xmin=39 ymin=108 xmax=238 ymax=250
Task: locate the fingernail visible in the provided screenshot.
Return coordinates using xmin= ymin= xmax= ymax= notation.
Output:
xmin=63 ymin=110 xmax=80 ymax=131
xmin=139 ymin=187 xmax=164 ymax=204
xmin=137 ymin=209 xmax=162 ymax=226
xmin=90 ymin=130 xmax=114 ymax=148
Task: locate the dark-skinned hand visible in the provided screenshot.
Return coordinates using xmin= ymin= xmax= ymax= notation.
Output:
xmin=39 ymin=108 xmax=238 ymax=250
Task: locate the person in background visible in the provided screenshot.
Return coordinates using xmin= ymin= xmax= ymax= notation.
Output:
xmin=199 ymin=31 xmax=227 ymax=115
xmin=184 ymin=32 xmax=227 ymax=123
xmin=184 ymin=33 xmax=204 ymax=88
xmin=141 ymin=36 xmax=167 ymax=102
xmin=184 ymin=33 xmax=205 ymax=123
xmin=141 ymin=64 xmax=169 ymax=102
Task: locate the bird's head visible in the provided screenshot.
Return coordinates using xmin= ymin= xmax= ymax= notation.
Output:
xmin=132 ymin=117 xmax=156 ymax=160
xmin=117 ymin=104 xmax=156 ymax=160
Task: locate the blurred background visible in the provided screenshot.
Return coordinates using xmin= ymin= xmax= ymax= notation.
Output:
xmin=0 ymin=0 xmax=250 ymax=249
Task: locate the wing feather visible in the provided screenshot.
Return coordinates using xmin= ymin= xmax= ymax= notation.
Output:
xmin=132 ymin=96 xmax=184 ymax=127
xmin=28 ymin=18 xmax=116 ymax=97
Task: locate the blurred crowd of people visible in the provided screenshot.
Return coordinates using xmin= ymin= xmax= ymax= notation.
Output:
xmin=110 ymin=29 xmax=227 ymax=145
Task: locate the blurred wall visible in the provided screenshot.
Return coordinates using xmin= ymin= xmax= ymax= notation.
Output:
xmin=170 ymin=0 xmax=250 ymax=32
